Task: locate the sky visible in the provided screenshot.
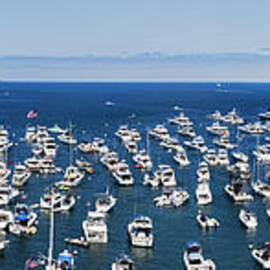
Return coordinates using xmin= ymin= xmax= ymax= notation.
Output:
xmin=1 ymin=0 xmax=270 ymax=80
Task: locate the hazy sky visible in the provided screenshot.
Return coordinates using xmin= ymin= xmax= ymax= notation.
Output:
xmin=1 ymin=0 xmax=269 ymax=56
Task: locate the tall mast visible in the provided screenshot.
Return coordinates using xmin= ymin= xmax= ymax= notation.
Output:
xmin=69 ymin=121 xmax=72 ymax=166
xmin=47 ymin=196 xmax=54 ymax=270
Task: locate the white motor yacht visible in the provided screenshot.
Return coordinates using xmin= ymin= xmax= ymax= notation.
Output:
xmin=174 ymin=150 xmax=191 ymax=166
xmin=239 ymin=209 xmax=258 ymax=229
xmin=0 ymin=209 xmax=13 ymax=230
xmin=184 ymin=136 xmax=208 ymax=153
xmin=206 ymin=121 xmax=229 ymax=137
xmin=143 ymin=173 xmax=160 ymax=188
xmin=35 ymin=126 xmax=50 ymax=144
xmin=58 ymin=132 xmax=77 ymax=145
xmin=224 ymin=182 xmax=253 ymax=202
xmin=133 ymin=150 xmax=153 ymax=171
xmin=217 ymin=149 xmax=230 ymax=166
xmin=111 ymin=254 xmax=136 ymax=270
xmin=0 ymin=162 xmax=11 ymax=182
xmin=220 ymin=108 xmax=244 ymax=125
xmin=178 ymin=126 xmax=196 ymax=138
xmin=32 ymin=143 xmax=43 ymax=156
xmin=148 ymin=124 xmax=170 ymax=141
xmin=40 ymin=186 xmax=76 ymax=212
xmin=11 ymin=164 xmax=31 ymax=187
xmin=252 ymin=180 xmax=270 ymax=198
xmin=78 ymin=141 xmax=94 ymax=154
xmin=0 ymin=184 xmax=20 ymax=206
xmin=196 ymin=162 xmax=210 ymax=182
xmin=153 ymin=188 xmax=189 ymax=208
xmin=43 ymin=137 xmax=58 ymax=157
xmin=251 ymin=242 xmax=270 ymax=269
xmin=203 ymin=149 xmax=219 ymax=166
xmin=128 ymin=216 xmax=154 ymax=248
xmin=58 ymin=165 xmax=85 ymax=187
xmin=124 ymin=140 xmax=138 ymax=154
xmin=232 ymin=151 xmax=249 ymax=163
xmin=25 ymin=125 xmax=36 ymax=143
xmin=183 ymin=242 xmax=216 ymax=270
xmin=196 ymin=183 xmax=212 ymax=205
xmin=95 ymin=188 xmax=117 ymax=213
xmin=238 ymin=122 xmax=265 ymax=134
xmin=207 ymin=110 xmax=221 ymax=120
xmin=196 ymin=213 xmax=220 ymax=229
xmin=168 ymin=112 xmax=193 ymax=126
xmin=253 ymin=146 xmax=270 ymax=163
xmin=213 ymin=136 xmax=236 ymax=150
xmin=92 ymin=137 xmax=109 ymax=154
xmin=112 ymin=163 xmax=134 ymax=186
xmin=259 ymin=109 xmax=270 ymax=120
xmin=24 ymin=157 xmax=41 ymax=173
xmin=82 ymin=211 xmax=108 ymax=243
xmin=154 ymin=165 xmax=177 ymax=187
xmin=100 ymin=151 xmax=119 ymax=172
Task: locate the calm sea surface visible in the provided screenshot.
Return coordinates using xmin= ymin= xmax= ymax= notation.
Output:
xmin=0 ymin=82 xmax=270 ymax=270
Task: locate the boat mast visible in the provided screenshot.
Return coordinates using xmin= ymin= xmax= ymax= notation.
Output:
xmin=69 ymin=121 xmax=73 ymax=166
xmin=47 ymin=196 xmax=54 ymax=270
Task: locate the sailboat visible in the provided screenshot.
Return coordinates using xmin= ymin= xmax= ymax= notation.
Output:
xmin=57 ymin=122 xmax=84 ymax=188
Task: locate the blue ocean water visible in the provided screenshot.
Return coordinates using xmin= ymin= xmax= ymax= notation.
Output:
xmin=0 ymin=82 xmax=270 ymax=270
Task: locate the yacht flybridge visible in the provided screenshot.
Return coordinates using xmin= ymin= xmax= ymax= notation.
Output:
xmin=82 ymin=211 xmax=108 ymax=243
xmin=128 ymin=216 xmax=154 ymax=248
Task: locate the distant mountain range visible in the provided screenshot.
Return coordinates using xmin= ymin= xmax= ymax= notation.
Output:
xmin=1 ymin=53 xmax=270 ymax=81
xmin=2 ymin=52 xmax=270 ymax=64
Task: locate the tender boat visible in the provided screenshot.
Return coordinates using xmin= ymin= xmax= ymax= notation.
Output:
xmin=239 ymin=209 xmax=258 ymax=229
xmin=196 ymin=213 xmax=220 ymax=229
xmin=183 ymin=242 xmax=216 ymax=270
